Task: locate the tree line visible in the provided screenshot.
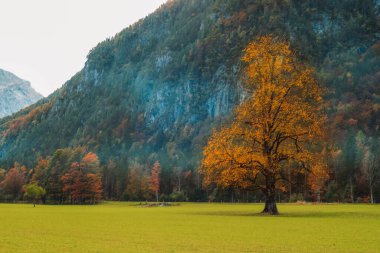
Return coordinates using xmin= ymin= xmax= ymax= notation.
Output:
xmin=0 ymin=147 xmax=159 ymax=205
xmin=0 ymin=134 xmax=378 ymax=206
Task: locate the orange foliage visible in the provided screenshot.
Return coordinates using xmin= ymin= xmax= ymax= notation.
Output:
xmin=149 ymin=161 xmax=161 ymax=202
xmin=61 ymin=165 xmax=81 ymax=201
xmin=81 ymin=152 xmax=100 ymax=172
xmin=0 ymin=164 xmax=25 ymax=199
xmin=201 ymin=36 xmax=326 ymax=213
xmin=2 ymin=102 xmax=53 ymax=138
xmin=308 ymin=148 xmax=330 ymax=202
xmin=61 ymin=154 xmax=102 ymax=204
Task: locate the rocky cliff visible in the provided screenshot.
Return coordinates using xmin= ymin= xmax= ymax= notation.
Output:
xmin=0 ymin=69 xmax=42 ymax=118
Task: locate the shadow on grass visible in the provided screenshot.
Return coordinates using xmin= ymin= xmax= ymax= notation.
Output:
xmin=190 ymin=210 xmax=380 ymax=218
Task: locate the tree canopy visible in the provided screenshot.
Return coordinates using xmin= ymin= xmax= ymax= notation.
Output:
xmin=201 ymin=36 xmax=326 ymax=214
xmin=24 ymin=183 xmax=46 ymax=207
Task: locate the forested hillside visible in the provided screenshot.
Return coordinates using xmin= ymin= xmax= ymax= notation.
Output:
xmin=0 ymin=0 xmax=379 ymax=202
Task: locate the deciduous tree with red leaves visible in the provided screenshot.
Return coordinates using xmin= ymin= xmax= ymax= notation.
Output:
xmin=0 ymin=163 xmax=25 ymax=201
xmin=61 ymin=153 xmax=102 ymax=204
xmin=61 ymin=163 xmax=81 ymax=204
xmin=149 ymin=161 xmax=161 ymax=202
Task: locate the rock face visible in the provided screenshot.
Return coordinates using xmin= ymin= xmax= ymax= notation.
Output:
xmin=0 ymin=69 xmax=42 ymax=118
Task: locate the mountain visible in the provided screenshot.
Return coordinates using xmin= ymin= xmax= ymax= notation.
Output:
xmin=0 ymin=69 xmax=42 ymax=118
xmin=0 ymin=0 xmax=379 ymax=171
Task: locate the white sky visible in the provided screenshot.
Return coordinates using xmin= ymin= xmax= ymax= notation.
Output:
xmin=0 ymin=0 xmax=167 ymax=96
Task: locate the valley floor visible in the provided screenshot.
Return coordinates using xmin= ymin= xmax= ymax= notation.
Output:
xmin=0 ymin=202 xmax=379 ymax=253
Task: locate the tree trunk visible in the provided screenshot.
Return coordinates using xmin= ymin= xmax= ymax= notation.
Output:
xmin=178 ymin=176 xmax=181 ymax=192
xmin=370 ymin=186 xmax=374 ymax=204
xmin=317 ymin=188 xmax=321 ymax=203
xmin=262 ymin=175 xmax=279 ymax=215
xmin=350 ymin=179 xmax=354 ymax=203
xmin=288 ymin=171 xmax=292 ymax=203
xmin=262 ymin=194 xmax=279 ymax=215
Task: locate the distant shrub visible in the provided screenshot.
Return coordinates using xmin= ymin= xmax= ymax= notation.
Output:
xmin=289 ymin=194 xmax=304 ymax=203
xmin=169 ymin=191 xmax=187 ymax=202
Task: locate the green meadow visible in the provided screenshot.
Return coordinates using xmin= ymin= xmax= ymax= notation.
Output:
xmin=0 ymin=202 xmax=379 ymax=253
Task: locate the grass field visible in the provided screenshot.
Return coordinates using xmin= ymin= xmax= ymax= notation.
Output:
xmin=0 ymin=202 xmax=379 ymax=253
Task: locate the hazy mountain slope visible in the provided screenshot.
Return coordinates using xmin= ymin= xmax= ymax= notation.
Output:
xmin=0 ymin=69 xmax=42 ymax=118
xmin=0 ymin=0 xmax=379 ymax=169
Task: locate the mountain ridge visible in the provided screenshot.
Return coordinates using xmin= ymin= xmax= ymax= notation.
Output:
xmin=0 ymin=0 xmax=379 ymax=171
xmin=0 ymin=69 xmax=42 ymax=118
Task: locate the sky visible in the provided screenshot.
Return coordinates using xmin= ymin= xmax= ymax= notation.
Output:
xmin=0 ymin=0 xmax=167 ymax=96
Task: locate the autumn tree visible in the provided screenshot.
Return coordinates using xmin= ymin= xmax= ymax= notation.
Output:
xmin=149 ymin=161 xmax=161 ymax=202
xmin=61 ymin=163 xmax=103 ymax=204
xmin=85 ymin=173 xmax=103 ymax=204
xmin=308 ymin=148 xmax=330 ymax=202
xmin=61 ymin=163 xmax=81 ymax=204
xmin=0 ymin=164 xmax=25 ymax=201
xmin=0 ymin=168 xmax=5 ymax=182
xmin=80 ymin=152 xmax=102 ymax=203
xmin=61 ymin=152 xmax=102 ymax=204
xmin=201 ymin=36 xmax=326 ymax=214
xmin=140 ymin=171 xmax=151 ymax=201
xmin=81 ymin=152 xmax=100 ymax=173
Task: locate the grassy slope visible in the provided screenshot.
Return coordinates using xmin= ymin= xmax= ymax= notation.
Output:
xmin=0 ymin=203 xmax=379 ymax=253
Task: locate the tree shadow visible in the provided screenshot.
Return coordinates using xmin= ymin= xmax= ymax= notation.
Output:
xmin=190 ymin=210 xmax=380 ymax=218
